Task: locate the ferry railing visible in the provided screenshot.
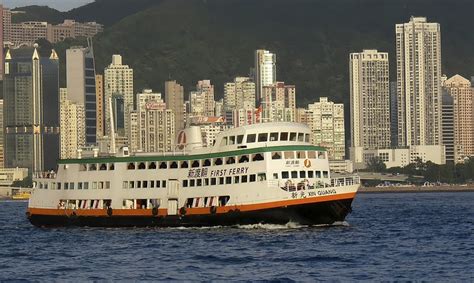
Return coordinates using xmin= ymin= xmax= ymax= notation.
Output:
xmin=33 ymin=171 xmax=57 ymax=179
xmin=269 ymin=175 xmax=360 ymax=192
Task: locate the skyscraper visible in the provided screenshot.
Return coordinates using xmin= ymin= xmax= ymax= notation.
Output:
xmin=224 ymin=77 xmax=256 ymax=111
xmin=3 ymin=46 xmax=60 ymax=172
xmin=95 ymin=74 xmax=104 ymax=138
xmin=261 ymin=82 xmax=296 ymax=122
xmin=0 ymin=4 xmax=4 ymax=82
xmin=104 ymin=54 xmax=133 ymax=139
xmin=165 ymin=80 xmax=184 ymax=133
xmin=349 ymin=50 xmax=390 ymax=150
xmin=254 ymin=49 xmax=276 ymax=104
xmin=196 ymin=80 xmax=215 ymax=117
xmin=59 ymin=88 xmax=85 ymax=159
xmin=66 ymin=46 xmax=97 ymax=145
xmin=396 ymin=16 xmax=442 ymax=146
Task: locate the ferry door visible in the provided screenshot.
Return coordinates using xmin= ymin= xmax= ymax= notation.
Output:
xmin=167 ymin=199 xmax=178 ymax=215
xmin=167 ymin=180 xmax=180 ymax=215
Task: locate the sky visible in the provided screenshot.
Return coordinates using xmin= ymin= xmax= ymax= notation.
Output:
xmin=2 ymin=0 xmax=93 ymax=11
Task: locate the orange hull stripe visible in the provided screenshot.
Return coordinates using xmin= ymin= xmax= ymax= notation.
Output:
xmin=28 ymin=192 xmax=356 ymax=217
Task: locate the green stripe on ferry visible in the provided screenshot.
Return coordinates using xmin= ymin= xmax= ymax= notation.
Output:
xmin=57 ymin=145 xmax=327 ymax=164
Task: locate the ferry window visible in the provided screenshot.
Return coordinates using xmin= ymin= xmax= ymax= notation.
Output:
xmin=298 ymin=133 xmax=304 ymax=142
xmin=150 ymin=181 xmax=155 ymax=188
xmin=159 ymin=162 xmax=168 ymax=169
xmin=221 ymin=136 xmax=228 ymax=146
xmin=180 ymin=161 xmax=189 ymax=168
xmin=137 ymin=181 xmax=142 ymax=188
xmin=250 ymin=174 xmax=256 ymax=182
xmin=143 ymin=181 xmax=148 ymax=188
xmin=273 ymin=173 xmax=278 ymax=179
xmin=148 ymin=162 xmax=157 ymax=169
xmin=57 ymin=182 xmax=61 ymax=190
xmin=323 ymin=171 xmax=329 ymax=178
xmin=280 ymin=132 xmax=289 ymax=141
xmin=214 ymin=158 xmax=223 ymax=165
xmin=203 ymin=159 xmax=211 ymax=167
xmin=257 ymin=173 xmax=266 ymax=181
xmin=99 ymin=163 xmax=107 ymax=170
xmin=291 ymin=171 xmax=298 ymax=178
xmin=218 ymin=196 xmax=230 ymax=206
xmin=128 ymin=163 xmax=135 ymax=170
xmin=241 ymin=175 xmax=248 ymax=183
xmin=80 ymin=164 xmax=87 ymax=171
xmin=284 ymin=151 xmax=295 ymax=159
xmin=109 ymin=163 xmax=115 ymax=170
xmin=318 ymin=152 xmax=325 ymax=159
xmin=69 ymin=182 xmax=75 ymax=190
xmin=64 ymin=183 xmax=69 ymax=190
xmin=138 ymin=162 xmax=146 ymax=169
xmin=170 ymin=161 xmax=178 ymax=168
xmin=156 ymin=180 xmax=161 ymax=188
xmin=211 ymin=178 xmax=217 ymax=185
xmin=252 ymin=153 xmax=264 ymax=161
xmin=129 ymin=181 xmax=135 ymax=189
xmin=237 ymin=135 xmax=244 ymax=144
xmin=297 ymin=151 xmax=306 ymax=159
xmin=270 ymin=132 xmax=278 ymax=141
xmin=282 ymin=171 xmax=289 ymax=179
xmin=289 ymin=132 xmax=297 ymax=141
xmin=197 ymin=179 xmax=202 ymax=187
xmin=300 ymin=171 xmax=306 ymax=178
xmin=308 ymin=171 xmax=314 ymax=178
xmin=219 ymin=177 xmax=225 ymax=185
xmin=234 ymin=176 xmax=240 ymax=184
xmin=183 ymin=180 xmax=188 ymax=187
xmin=204 ymin=178 xmax=210 ymax=186
xmin=190 ymin=179 xmax=195 ymax=187
xmin=272 ymin=152 xmax=282 ymax=159
xmin=307 ymin=151 xmax=316 ymax=159
xmin=186 ymin=198 xmax=193 ymax=208
xmin=92 ymin=182 xmax=98 ymax=189
xmin=123 ymin=181 xmax=128 ymax=189
xmin=162 ymin=180 xmax=166 ymax=188
xmin=315 ymin=171 xmax=321 ymax=178
xmin=229 ymin=136 xmax=236 ymax=145
xmin=247 ymin=134 xmax=256 ymax=143
xmin=226 ymin=156 xmax=235 ymax=164
xmin=304 ymin=134 xmax=310 ymax=143
xmin=192 ymin=160 xmax=200 ymax=168
xmin=89 ymin=164 xmax=97 ymax=171
xmin=84 ymin=182 xmax=89 ymax=190
xmin=225 ymin=176 xmax=232 ymax=184
xmin=258 ymin=133 xmax=268 ymax=142
xmin=238 ymin=155 xmax=249 ymax=163
xmin=78 ymin=182 xmax=83 ymax=190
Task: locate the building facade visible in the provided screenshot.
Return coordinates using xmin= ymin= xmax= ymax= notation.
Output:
xmin=396 ymin=17 xmax=442 ymax=147
xmin=254 ymin=49 xmax=276 ymax=103
xmin=164 ymin=80 xmax=184 ymax=133
xmin=59 ymin=88 xmax=85 ymax=159
xmin=224 ymin=77 xmax=256 ymax=111
xmin=196 ymin=80 xmax=215 ymax=117
xmin=441 ymin=89 xmax=454 ymax=163
xmin=261 ymin=82 xmax=296 ymax=123
xmin=95 ymin=74 xmax=104 ymax=138
xmin=349 ymin=50 xmax=390 ymax=150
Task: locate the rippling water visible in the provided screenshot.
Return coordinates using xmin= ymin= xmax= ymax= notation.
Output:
xmin=1 ymin=192 xmax=473 ymax=281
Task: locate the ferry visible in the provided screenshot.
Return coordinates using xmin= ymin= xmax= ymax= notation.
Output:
xmin=27 ymin=122 xmax=360 ymax=227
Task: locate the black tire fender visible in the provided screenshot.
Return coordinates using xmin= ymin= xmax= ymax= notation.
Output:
xmin=179 ymin=207 xmax=187 ymax=216
xmin=152 ymin=207 xmax=158 ymax=216
xmin=210 ymin=206 xmax=217 ymax=214
xmin=107 ymin=207 xmax=113 ymax=217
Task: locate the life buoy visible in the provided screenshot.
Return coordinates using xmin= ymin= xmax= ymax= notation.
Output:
xmin=304 ymin=159 xmax=311 ymax=168
xmin=210 ymin=206 xmax=217 ymax=214
xmin=179 ymin=207 xmax=187 ymax=216
xmin=107 ymin=207 xmax=113 ymax=217
xmin=152 ymin=207 xmax=158 ymax=216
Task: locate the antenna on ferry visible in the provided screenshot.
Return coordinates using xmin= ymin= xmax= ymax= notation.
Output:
xmin=108 ymin=97 xmax=116 ymax=154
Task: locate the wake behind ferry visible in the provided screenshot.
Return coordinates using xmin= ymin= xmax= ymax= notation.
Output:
xmin=28 ymin=122 xmax=360 ymax=227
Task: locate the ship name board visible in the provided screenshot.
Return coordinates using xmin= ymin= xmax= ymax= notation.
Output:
xmin=291 ymin=188 xmax=337 ymax=199
xmin=188 ymin=167 xmax=249 ymax=178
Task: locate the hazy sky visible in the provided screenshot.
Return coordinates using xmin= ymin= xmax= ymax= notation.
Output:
xmin=2 ymin=0 xmax=93 ymax=11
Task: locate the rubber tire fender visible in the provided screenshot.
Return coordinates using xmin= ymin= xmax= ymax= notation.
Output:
xmin=152 ymin=207 xmax=158 ymax=216
xmin=179 ymin=207 xmax=187 ymax=216
xmin=210 ymin=206 xmax=217 ymax=214
xmin=107 ymin=207 xmax=113 ymax=217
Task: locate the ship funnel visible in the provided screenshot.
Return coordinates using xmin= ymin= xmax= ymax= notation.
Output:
xmin=175 ymin=126 xmax=203 ymax=151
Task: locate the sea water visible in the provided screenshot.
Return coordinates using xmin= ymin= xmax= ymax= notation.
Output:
xmin=0 ymin=192 xmax=473 ymax=281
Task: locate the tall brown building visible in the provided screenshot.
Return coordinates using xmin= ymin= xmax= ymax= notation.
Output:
xmin=165 ymin=80 xmax=184 ymax=133
xmin=96 ymin=74 xmax=104 ymax=138
xmin=443 ymin=75 xmax=474 ymax=162
xmin=0 ymin=4 xmax=4 ymax=81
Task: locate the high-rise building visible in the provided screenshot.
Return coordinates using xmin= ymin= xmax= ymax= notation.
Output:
xmin=441 ymin=89 xmax=454 ymax=163
xmin=164 ymin=80 xmax=184 ymax=133
xmin=390 ymin=81 xmax=398 ymax=147
xmin=3 ymin=46 xmax=60 ymax=172
xmin=196 ymin=80 xmax=215 ymax=117
xmin=95 ymin=74 xmax=104 ymax=138
xmin=189 ymin=91 xmax=206 ymax=117
xmin=224 ymin=77 xmax=256 ymax=111
xmin=66 ymin=46 xmax=97 ymax=144
xmin=306 ymin=97 xmax=345 ymax=160
xmin=130 ymin=89 xmax=174 ymax=153
xmin=104 ymin=54 xmax=133 ymax=139
xmin=59 ymin=88 xmax=85 ymax=159
xmin=396 ymin=16 xmax=442 ymax=147
xmin=0 ymin=99 xmax=4 ymax=168
xmin=2 ymin=7 xmax=12 ymax=44
xmin=10 ymin=21 xmax=48 ymax=47
xmin=261 ymin=82 xmax=296 ymax=122
xmin=0 ymin=5 xmax=4 ymax=81
xmin=443 ymin=75 xmax=474 ymax=162
xmin=349 ymin=50 xmax=390 ymax=150
xmin=254 ymin=49 xmax=276 ymax=103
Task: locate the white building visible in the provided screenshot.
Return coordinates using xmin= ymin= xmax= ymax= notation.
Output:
xmin=224 ymin=77 xmax=256 ymax=110
xmin=104 ymin=54 xmax=134 ymax=139
xmin=59 ymin=88 xmax=85 ymax=159
xmin=261 ymin=82 xmax=296 ymax=123
xmin=0 ymin=167 xmax=29 ymax=186
xmin=189 ymin=117 xmax=228 ymax=147
xmin=396 ymin=17 xmax=442 ymax=147
xmin=196 ymin=80 xmax=215 ymax=117
xmin=349 ymin=49 xmax=390 ymax=150
xmin=254 ymin=49 xmax=276 ymax=103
